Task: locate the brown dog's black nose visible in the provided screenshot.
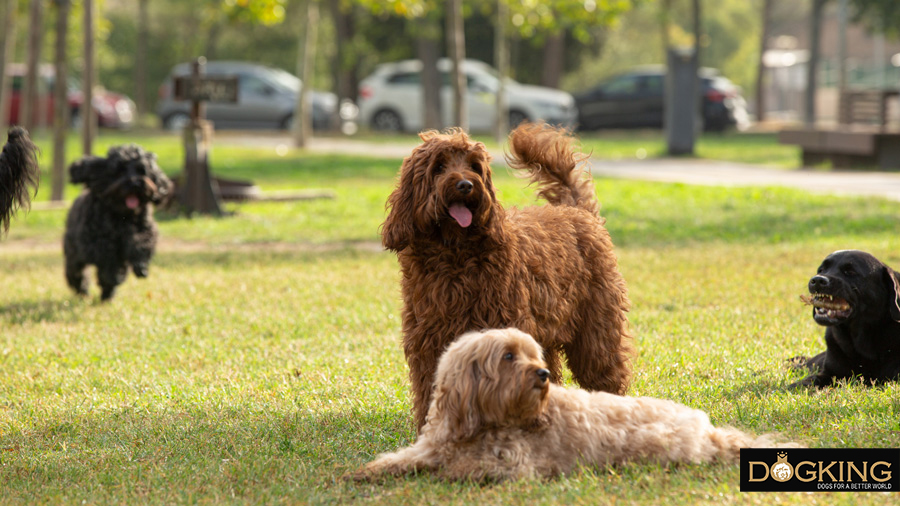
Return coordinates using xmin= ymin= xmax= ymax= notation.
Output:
xmin=536 ymin=368 xmax=550 ymax=382
xmin=456 ymin=179 xmax=473 ymax=195
xmin=809 ymin=275 xmax=830 ymax=292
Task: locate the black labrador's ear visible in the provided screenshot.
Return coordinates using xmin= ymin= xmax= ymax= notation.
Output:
xmin=884 ymin=266 xmax=900 ymax=322
xmin=68 ymin=156 xmax=106 ymax=185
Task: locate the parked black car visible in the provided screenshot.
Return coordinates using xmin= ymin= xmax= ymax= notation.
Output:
xmin=574 ymin=66 xmax=749 ymax=132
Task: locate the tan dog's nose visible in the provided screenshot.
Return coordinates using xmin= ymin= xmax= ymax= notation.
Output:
xmin=536 ymin=368 xmax=550 ymax=383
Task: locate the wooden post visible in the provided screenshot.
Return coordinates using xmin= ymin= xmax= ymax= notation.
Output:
xmin=178 ymin=58 xmax=222 ymax=216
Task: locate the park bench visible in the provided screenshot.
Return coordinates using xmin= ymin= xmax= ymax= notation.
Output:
xmin=778 ymin=89 xmax=900 ymax=170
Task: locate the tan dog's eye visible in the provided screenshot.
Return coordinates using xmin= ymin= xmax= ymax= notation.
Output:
xmin=503 ymin=352 xmax=514 ymax=361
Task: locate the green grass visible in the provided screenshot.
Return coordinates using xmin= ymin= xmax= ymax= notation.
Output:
xmin=0 ymin=131 xmax=897 ymax=504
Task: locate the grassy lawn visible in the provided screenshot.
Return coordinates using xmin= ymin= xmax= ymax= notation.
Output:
xmin=1 ymin=131 xmax=897 ymax=504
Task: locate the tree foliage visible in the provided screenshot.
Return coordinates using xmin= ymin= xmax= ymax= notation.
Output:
xmin=851 ymin=0 xmax=900 ymax=37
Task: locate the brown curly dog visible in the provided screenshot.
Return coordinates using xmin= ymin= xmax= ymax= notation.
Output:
xmin=352 ymin=328 xmax=789 ymax=482
xmin=381 ymin=122 xmax=633 ymax=429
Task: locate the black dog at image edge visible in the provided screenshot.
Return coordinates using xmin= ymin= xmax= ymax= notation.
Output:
xmin=0 ymin=127 xmax=40 ymax=234
xmin=64 ymin=145 xmax=172 ymax=301
xmin=790 ymin=250 xmax=900 ymax=387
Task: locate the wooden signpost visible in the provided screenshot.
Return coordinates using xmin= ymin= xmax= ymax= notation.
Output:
xmin=177 ymin=57 xmax=238 ymax=216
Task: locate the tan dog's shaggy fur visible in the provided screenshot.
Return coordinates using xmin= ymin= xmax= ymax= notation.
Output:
xmin=382 ymin=123 xmax=632 ymax=428
xmin=353 ymin=328 xmax=786 ymax=482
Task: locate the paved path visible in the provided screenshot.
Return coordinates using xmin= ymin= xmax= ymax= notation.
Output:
xmin=223 ymin=134 xmax=900 ymax=202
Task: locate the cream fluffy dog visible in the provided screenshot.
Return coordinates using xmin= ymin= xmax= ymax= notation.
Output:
xmin=353 ymin=328 xmax=788 ymax=481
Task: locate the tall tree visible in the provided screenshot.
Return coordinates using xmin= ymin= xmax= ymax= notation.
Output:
xmin=0 ymin=0 xmax=19 ymax=131
xmin=415 ymin=14 xmax=442 ymax=130
xmin=494 ymin=0 xmax=509 ymax=142
xmin=293 ymin=0 xmax=318 ymax=147
xmin=83 ymin=0 xmax=96 ymax=156
xmin=135 ymin=0 xmax=149 ymax=119
xmin=446 ymin=0 xmax=467 ymax=130
xmin=22 ymin=0 xmax=45 ymax=132
xmin=805 ymin=0 xmax=825 ymax=127
xmin=52 ymin=0 xmax=70 ymax=202
xmin=755 ymin=0 xmax=772 ymax=122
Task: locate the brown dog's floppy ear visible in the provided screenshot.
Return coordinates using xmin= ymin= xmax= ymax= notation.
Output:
xmin=68 ymin=156 xmax=105 ymax=185
xmin=883 ymin=266 xmax=900 ymax=322
xmin=380 ymin=156 xmax=418 ymax=252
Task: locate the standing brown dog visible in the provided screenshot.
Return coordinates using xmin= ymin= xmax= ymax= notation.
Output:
xmin=381 ymin=122 xmax=633 ymax=428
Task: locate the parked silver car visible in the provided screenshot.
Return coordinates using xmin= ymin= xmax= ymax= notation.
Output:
xmin=156 ymin=61 xmax=336 ymax=131
xmin=358 ymin=58 xmax=577 ymax=132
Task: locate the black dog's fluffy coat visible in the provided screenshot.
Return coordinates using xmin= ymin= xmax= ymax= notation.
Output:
xmin=64 ymin=145 xmax=172 ymax=300
xmin=0 ymin=127 xmax=40 ymax=233
xmin=791 ymin=250 xmax=900 ymax=387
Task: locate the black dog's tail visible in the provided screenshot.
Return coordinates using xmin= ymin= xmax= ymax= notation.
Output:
xmin=0 ymin=127 xmax=40 ymax=233
xmin=505 ymin=121 xmax=599 ymax=216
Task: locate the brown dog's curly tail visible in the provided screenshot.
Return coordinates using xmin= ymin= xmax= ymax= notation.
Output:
xmin=0 ymin=127 xmax=40 ymax=234
xmin=506 ymin=121 xmax=599 ymax=216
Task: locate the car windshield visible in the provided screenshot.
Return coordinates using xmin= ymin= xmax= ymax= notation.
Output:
xmin=263 ymin=68 xmax=301 ymax=93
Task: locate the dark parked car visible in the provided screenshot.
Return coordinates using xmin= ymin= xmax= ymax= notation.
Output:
xmin=156 ymin=61 xmax=336 ymax=131
xmin=574 ymin=66 xmax=749 ymax=132
xmin=5 ymin=63 xmax=136 ymax=129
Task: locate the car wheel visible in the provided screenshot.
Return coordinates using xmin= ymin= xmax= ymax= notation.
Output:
xmin=371 ymin=109 xmax=403 ymax=132
xmin=163 ymin=112 xmax=191 ymax=131
xmin=281 ymin=115 xmax=294 ymax=131
xmin=509 ymin=110 xmax=529 ymax=128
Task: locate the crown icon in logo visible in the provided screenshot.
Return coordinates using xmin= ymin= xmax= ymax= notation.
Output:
xmin=771 ymin=452 xmax=793 ymax=482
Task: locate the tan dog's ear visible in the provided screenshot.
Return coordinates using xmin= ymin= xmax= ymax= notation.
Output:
xmin=430 ymin=358 xmax=483 ymax=442
xmin=381 ymin=156 xmax=418 ymax=252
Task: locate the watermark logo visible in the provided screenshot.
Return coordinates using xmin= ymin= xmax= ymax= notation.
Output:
xmin=741 ymin=448 xmax=899 ymax=492
xmin=770 ymin=452 xmax=793 ymax=482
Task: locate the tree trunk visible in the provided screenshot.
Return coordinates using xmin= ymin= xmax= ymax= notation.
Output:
xmin=52 ymin=0 xmax=70 ymax=202
xmin=293 ymin=0 xmax=318 ymax=147
xmin=446 ymin=0 xmax=467 ymax=130
xmin=804 ymin=0 xmax=824 ymax=127
xmin=330 ymin=1 xmax=357 ymax=104
xmin=82 ymin=0 xmax=95 ymax=156
xmin=660 ymin=0 xmax=671 ymax=58
xmin=22 ymin=0 xmax=44 ymax=132
xmin=755 ymin=0 xmax=772 ymax=123
xmin=540 ymin=31 xmax=564 ymax=89
xmin=0 ymin=0 xmax=19 ymax=131
xmin=494 ymin=0 xmax=508 ymax=142
xmin=135 ymin=0 xmax=149 ymax=119
xmin=692 ymin=0 xmax=701 ymax=135
xmin=416 ymin=16 xmax=441 ymax=130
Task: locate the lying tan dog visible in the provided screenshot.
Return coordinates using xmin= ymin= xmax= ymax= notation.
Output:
xmin=352 ymin=328 xmax=794 ymax=481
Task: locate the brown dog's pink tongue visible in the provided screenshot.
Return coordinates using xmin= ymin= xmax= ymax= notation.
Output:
xmin=449 ymin=203 xmax=472 ymax=228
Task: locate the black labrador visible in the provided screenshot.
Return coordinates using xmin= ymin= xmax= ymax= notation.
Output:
xmin=790 ymin=250 xmax=900 ymax=387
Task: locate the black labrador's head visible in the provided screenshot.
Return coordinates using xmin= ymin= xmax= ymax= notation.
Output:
xmin=804 ymin=250 xmax=900 ymax=327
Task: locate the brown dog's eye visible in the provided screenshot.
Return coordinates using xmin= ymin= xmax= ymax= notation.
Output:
xmin=503 ymin=352 xmax=514 ymax=361
xmin=470 ymin=163 xmax=482 ymax=174
xmin=433 ymin=163 xmax=444 ymax=174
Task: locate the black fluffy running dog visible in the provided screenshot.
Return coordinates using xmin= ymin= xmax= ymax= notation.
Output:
xmin=64 ymin=145 xmax=172 ymax=300
xmin=0 ymin=127 xmax=40 ymax=234
xmin=790 ymin=250 xmax=900 ymax=387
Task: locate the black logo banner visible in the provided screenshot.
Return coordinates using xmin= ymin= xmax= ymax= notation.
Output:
xmin=741 ymin=448 xmax=900 ymax=492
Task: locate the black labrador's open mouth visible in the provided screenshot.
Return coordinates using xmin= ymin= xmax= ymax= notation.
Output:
xmin=800 ymin=293 xmax=852 ymax=322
